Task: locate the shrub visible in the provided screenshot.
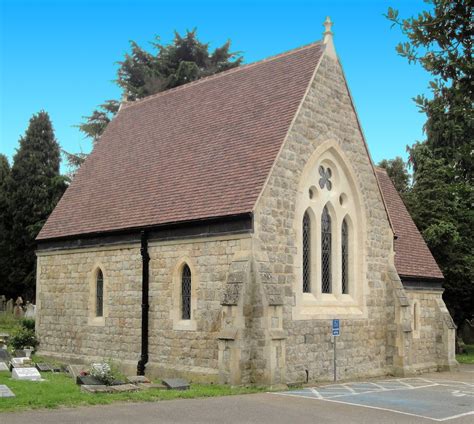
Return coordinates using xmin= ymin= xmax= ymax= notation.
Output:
xmin=8 ymin=327 xmax=39 ymax=351
xmin=90 ymin=362 xmax=116 ymax=385
xmin=20 ymin=318 xmax=35 ymax=331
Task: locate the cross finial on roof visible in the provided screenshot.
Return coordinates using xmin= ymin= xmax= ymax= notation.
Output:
xmin=322 ymin=16 xmax=337 ymax=59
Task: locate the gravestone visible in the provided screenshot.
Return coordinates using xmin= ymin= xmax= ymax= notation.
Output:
xmin=137 ymin=382 xmax=167 ymax=390
xmin=15 ymin=350 xmax=27 ymax=358
xmin=0 ymin=348 xmax=10 ymax=361
xmin=36 ymin=363 xmax=53 ymax=372
xmin=11 ymin=357 xmax=33 ymax=368
xmin=0 ymin=385 xmax=15 ymax=398
xmin=6 ymin=299 xmax=13 ymax=313
xmin=81 ymin=384 xmax=109 ymax=393
xmin=76 ymin=375 xmax=103 ymax=385
xmin=13 ymin=297 xmax=24 ymax=318
xmin=67 ymin=364 xmax=89 ymax=379
xmin=0 ymin=362 xmax=9 ymax=371
xmin=109 ymin=384 xmax=139 ymax=393
xmin=127 ymin=375 xmax=151 ymax=384
xmin=12 ymin=367 xmax=41 ymax=381
xmin=0 ymin=295 xmax=6 ymax=311
xmin=25 ymin=302 xmax=35 ymax=319
xmin=162 ymin=378 xmax=190 ymax=391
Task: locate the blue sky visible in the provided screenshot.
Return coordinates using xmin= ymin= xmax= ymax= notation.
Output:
xmin=0 ymin=0 xmax=431 ymax=172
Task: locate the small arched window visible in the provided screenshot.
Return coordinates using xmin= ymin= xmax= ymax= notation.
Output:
xmin=321 ymin=206 xmax=332 ymax=293
xmin=341 ymin=218 xmax=349 ymax=294
xmin=302 ymin=211 xmax=311 ymax=293
xmin=96 ymin=269 xmax=104 ymax=317
xmin=181 ymin=264 xmax=192 ymax=320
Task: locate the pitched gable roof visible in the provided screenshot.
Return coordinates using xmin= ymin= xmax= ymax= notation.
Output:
xmin=375 ymin=168 xmax=444 ymax=280
xmin=38 ymin=42 xmax=325 ymax=240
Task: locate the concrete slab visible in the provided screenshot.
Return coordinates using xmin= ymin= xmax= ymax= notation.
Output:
xmin=12 ymin=367 xmax=42 ymax=381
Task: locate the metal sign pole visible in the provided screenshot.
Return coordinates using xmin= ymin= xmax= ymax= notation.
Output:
xmin=333 ymin=336 xmax=337 ymax=382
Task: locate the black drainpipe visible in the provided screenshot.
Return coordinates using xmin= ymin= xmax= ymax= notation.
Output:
xmin=137 ymin=230 xmax=149 ymax=375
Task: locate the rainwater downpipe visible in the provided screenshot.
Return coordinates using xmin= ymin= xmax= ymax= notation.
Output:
xmin=137 ymin=230 xmax=149 ymax=375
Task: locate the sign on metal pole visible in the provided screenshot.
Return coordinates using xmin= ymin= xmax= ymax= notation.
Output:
xmin=332 ymin=319 xmax=340 ymax=382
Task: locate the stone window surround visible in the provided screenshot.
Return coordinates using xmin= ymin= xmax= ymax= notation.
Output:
xmin=293 ymin=141 xmax=367 ymax=320
xmin=412 ymin=300 xmax=420 ymax=339
xmin=88 ymin=264 xmax=108 ymax=326
xmin=171 ymin=258 xmax=198 ymax=331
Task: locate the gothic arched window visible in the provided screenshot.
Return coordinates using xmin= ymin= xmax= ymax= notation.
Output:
xmin=181 ymin=264 xmax=192 ymax=320
xmin=321 ymin=206 xmax=332 ymax=293
xmin=341 ymin=218 xmax=349 ymax=294
xmin=96 ymin=269 xmax=104 ymax=317
xmin=302 ymin=211 xmax=311 ymax=293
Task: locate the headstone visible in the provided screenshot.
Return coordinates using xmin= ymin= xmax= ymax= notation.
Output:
xmin=12 ymin=367 xmax=41 ymax=381
xmin=127 ymin=375 xmax=151 ymax=384
xmin=36 ymin=363 xmax=53 ymax=372
xmin=13 ymin=305 xmax=24 ymax=318
xmin=15 ymin=350 xmax=27 ymax=358
xmin=137 ymin=382 xmax=166 ymax=390
xmin=67 ymin=364 xmax=89 ymax=379
xmin=0 ymin=385 xmax=15 ymax=398
xmin=0 ymin=348 xmax=10 ymax=361
xmin=6 ymin=299 xmax=13 ymax=313
xmin=24 ymin=302 xmax=36 ymax=318
xmin=109 ymin=383 xmax=139 ymax=393
xmin=0 ymin=362 xmax=9 ymax=371
xmin=0 ymin=295 xmax=6 ymax=311
xmin=11 ymin=357 xmax=32 ymax=368
xmin=76 ymin=375 xmax=103 ymax=385
xmin=162 ymin=378 xmax=190 ymax=391
xmin=81 ymin=384 xmax=109 ymax=393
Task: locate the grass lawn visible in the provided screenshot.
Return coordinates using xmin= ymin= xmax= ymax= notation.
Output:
xmin=0 ymin=371 xmax=265 ymax=413
xmin=0 ymin=313 xmax=20 ymax=334
xmin=456 ymin=344 xmax=474 ymax=364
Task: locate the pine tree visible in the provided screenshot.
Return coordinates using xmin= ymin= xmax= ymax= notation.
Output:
xmin=0 ymin=154 xmax=11 ymax=296
xmin=67 ymin=29 xmax=242 ymax=172
xmin=7 ymin=111 xmax=67 ymax=300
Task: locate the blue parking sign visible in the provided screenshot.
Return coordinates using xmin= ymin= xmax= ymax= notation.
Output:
xmin=332 ymin=319 xmax=340 ymax=336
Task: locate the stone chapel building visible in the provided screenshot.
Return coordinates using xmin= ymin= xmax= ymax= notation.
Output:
xmin=36 ymin=19 xmax=457 ymax=385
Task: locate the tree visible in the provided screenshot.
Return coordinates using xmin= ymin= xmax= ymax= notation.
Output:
xmin=68 ymin=29 xmax=242 ymax=171
xmin=378 ymin=156 xmax=410 ymax=193
xmin=0 ymin=154 xmax=11 ymax=296
xmin=7 ymin=111 xmax=67 ymax=300
xmin=387 ymin=0 xmax=473 ymax=325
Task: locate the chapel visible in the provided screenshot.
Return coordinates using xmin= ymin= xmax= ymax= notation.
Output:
xmin=35 ymin=18 xmax=457 ymax=385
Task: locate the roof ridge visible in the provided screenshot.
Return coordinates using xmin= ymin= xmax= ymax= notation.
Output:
xmin=121 ymin=40 xmax=324 ymax=110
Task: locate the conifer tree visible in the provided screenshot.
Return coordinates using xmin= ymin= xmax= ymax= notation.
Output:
xmin=67 ymin=29 xmax=242 ymax=172
xmin=387 ymin=0 xmax=473 ymax=324
xmin=0 ymin=154 xmax=11 ymax=296
xmin=7 ymin=111 xmax=67 ymax=300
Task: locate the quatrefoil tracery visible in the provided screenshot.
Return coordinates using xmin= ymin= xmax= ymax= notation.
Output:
xmin=318 ymin=166 xmax=332 ymax=191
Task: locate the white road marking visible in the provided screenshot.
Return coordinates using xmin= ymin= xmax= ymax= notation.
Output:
xmin=269 ymin=392 xmax=474 ymax=422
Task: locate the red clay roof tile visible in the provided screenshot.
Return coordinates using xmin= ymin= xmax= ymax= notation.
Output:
xmin=37 ymin=42 xmax=324 ymax=240
xmin=375 ymin=167 xmax=444 ymax=280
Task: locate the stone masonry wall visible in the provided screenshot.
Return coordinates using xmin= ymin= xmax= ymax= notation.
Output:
xmin=37 ymin=235 xmax=250 ymax=381
xmin=253 ymin=52 xmax=395 ymax=384
xmin=36 ymin=245 xmax=142 ymax=368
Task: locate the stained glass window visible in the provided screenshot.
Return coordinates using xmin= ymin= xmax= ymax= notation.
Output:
xmin=321 ymin=206 xmax=332 ymax=293
xmin=303 ymin=211 xmax=311 ymax=293
xmin=181 ymin=264 xmax=192 ymax=320
xmin=342 ymin=218 xmax=349 ymax=294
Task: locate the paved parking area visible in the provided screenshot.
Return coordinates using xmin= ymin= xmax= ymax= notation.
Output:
xmin=275 ymin=377 xmax=474 ymax=422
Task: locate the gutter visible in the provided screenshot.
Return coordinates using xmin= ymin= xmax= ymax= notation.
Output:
xmin=137 ymin=230 xmax=150 ymax=375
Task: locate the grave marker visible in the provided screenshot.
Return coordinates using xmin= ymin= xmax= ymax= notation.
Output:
xmin=12 ymin=367 xmax=41 ymax=381
xmin=162 ymin=378 xmax=190 ymax=390
xmin=0 ymin=384 xmax=15 ymax=398
xmin=0 ymin=362 xmax=9 ymax=371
